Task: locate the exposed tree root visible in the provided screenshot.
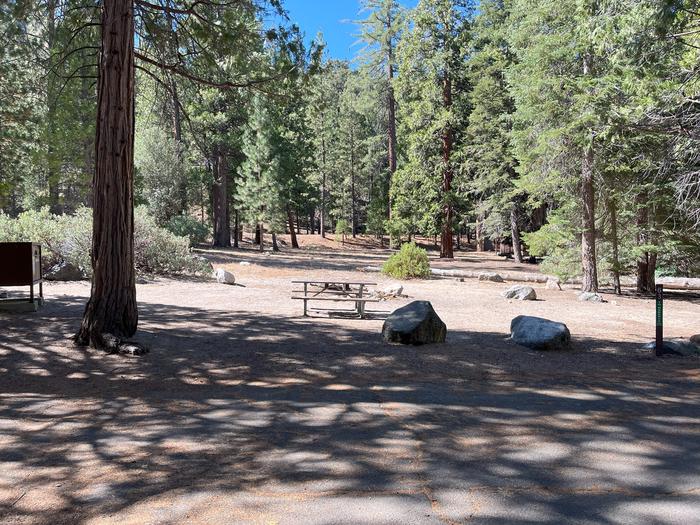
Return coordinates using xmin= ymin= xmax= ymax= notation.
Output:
xmin=75 ymin=332 xmax=148 ymax=356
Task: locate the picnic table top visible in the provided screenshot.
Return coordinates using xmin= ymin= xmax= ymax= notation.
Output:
xmin=291 ymin=280 xmax=377 ymax=286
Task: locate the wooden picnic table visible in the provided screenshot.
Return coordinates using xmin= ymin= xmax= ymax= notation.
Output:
xmin=291 ymin=280 xmax=379 ymax=318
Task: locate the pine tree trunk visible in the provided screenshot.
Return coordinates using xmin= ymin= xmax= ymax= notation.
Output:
xmin=350 ymin=127 xmax=357 ymax=238
xmin=581 ymin=144 xmax=599 ymax=292
xmin=76 ymin=0 xmax=137 ymax=347
xmin=387 ymin=62 xmax=397 ymax=220
xmin=46 ymin=0 xmax=62 ymax=214
xmin=511 ymin=204 xmax=523 ymax=263
xmin=80 ymin=77 xmax=94 ymax=208
xmin=233 ymin=209 xmax=240 ymax=248
xmin=258 ymin=222 xmax=264 ymax=252
xmin=320 ymin=135 xmax=327 ymax=238
xmin=172 ymin=85 xmax=187 ymax=214
xmin=607 ymin=196 xmax=621 ymax=294
xmin=635 ymin=193 xmax=655 ymax=294
xmin=211 ymin=149 xmax=230 ymax=247
xmin=476 ymin=215 xmax=485 ymax=252
xmin=287 ymin=207 xmax=299 ymax=249
xmin=272 ymin=233 xmax=279 ymax=252
xmin=440 ymin=74 xmax=454 ymax=259
xmin=647 ymin=252 xmax=657 ymax=291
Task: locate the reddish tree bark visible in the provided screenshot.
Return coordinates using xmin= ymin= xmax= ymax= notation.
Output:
xmin=76 ymin=0 xmax=137 ymax=347
xmin=635 ymin=192 xmax=656 ymax=293
xmin=287 ymin=207 xmax=299 ymax=249
xmin=581 ymin=144 xmax=599 ymax=292
xmin=211 ymin=149 xmax=231 ymax=247
xmin=440 ymin=74 xmax=454 ymax=259
xmin=511 ymin=204 xmax=523 ymax=263
xmin=387 ymin=55 xmax=397 ymax=220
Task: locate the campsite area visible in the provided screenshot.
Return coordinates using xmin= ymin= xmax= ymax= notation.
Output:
xmin=2 ymin=239 xmax=699 ymax=524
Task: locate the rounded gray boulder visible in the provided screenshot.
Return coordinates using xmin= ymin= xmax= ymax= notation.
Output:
xmin=382 ymin=301 xmax=446 ymax=345
xmin=510 ymin=315 xmax=571 ymax=351
xmin=643 ymin=339 xmax=700 ymax=357
xmin=478 ymin=272 xmax=504 ymax=283
xmin=578 ymin=292 xmax=604 ymax=303
xmin=45 ymin=261 xmax=85 ymax=281
xmin=502 ymin=285 xmax=537 ymax=301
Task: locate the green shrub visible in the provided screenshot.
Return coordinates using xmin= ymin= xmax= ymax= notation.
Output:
xmin=134 ymin=207 xmax=210 ymax=274
xmin=0 ymin=208 xmax=69 ymax=269
xmin=382 ymin=242 xmax=431 ymax=279
xmin=166 ymin=214 xmax=210 ymax=247
xmin=522 ymin=211 xmax=580 ymax=282
xmin=0 ymin=206 xmax=209 ymax=277
xmin=55 ymin=207 xmax=93 ymax=274
xmin=334 ymin=219 xmax=350 ymax=243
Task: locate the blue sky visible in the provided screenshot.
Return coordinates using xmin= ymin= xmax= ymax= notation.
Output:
xmin=280 ymin=0 xmax=418 ymax=61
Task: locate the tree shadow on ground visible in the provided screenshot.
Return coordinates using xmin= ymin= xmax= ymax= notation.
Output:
xmin=0 ymin=297 xmax=699 ymax=524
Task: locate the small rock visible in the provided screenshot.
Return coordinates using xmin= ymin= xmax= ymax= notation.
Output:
xmin=193 ymin=255 xmax=213 ymax=269
xmin=375 ymin=283 xmax=404 ymax=299
xmin=0 ymin=290 xmax=7 ymax=299
xmin=382 ymin=301 xmax=447 ymax=345
xmin=510 ymin=315 xmax=571 ymax=351
xmin=45 ymin=261 xmax=85 ymax=281
xmin=213 ymin=268 xmax=236 ymax=285
xmin=501 ymin=285 xmax=537 ymax=301
xmin=118 ymin=342 xmax=149 ymax=356
xmin=478 ymin=272 xmax=504 ymax=283
xmin=578 ymin=292 xmax=604 ymax=303
xmin=545 ymin=278 xmax=561 ymax=290
xmin=239 ymin=261 xmax=251 ymax=266
xmin=643 ymin=339 xmax=700 ymax=357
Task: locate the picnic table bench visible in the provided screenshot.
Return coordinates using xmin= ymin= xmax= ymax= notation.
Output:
xmin=291 ymin=280 xmax=379 ymax=318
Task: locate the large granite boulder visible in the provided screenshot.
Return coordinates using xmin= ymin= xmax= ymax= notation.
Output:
xmin=690 ymin=334 xmax=700 ymax=346
xmin=510 ymin=315 xmax=571 ymax=351
xmin=643 ymin=339 xmax=700 ymax=357
xmin=382 ymin=301 xmax=446 ymax=345
xmin=502 ymin=285 xmax=537 ymax=301
xmin=213 ymin=268 xmax=236 ymax=285
xmin=45 ymin=261 xmax=85 ymax=281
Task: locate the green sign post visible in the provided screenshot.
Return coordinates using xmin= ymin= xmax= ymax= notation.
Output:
xmin=655 ymin=284 xmax=663 ymax=356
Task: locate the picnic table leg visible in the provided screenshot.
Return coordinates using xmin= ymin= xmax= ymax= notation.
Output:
xmin=303 ymin=283 xmax=308 ymax=316
xmin=357 ymin=284 xmax=364 ymax=318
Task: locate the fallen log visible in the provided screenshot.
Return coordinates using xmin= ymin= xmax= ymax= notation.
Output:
xmin=363 ymin=265 xmax=700 ymax=290
xmin=656 ymin=277 xmax=700 ymax=290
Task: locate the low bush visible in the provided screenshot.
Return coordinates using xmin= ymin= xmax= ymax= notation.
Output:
xmin=165 ymin=214 xmax=210 ymax=247
xmin=382 ymin=241 xmax=431 ymax=279
xmin=0 ymin=206 xmax=209 ymax=277
xmin=134 ymin=207 xmax=210 ymax=274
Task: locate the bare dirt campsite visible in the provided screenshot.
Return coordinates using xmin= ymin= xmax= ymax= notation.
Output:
xmin=2 ymin=236 xmax=699 ymax=525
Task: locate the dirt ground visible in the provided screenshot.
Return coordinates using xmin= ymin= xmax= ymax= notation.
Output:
xmin=1 ymin=240 xmax=699 ymax=524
